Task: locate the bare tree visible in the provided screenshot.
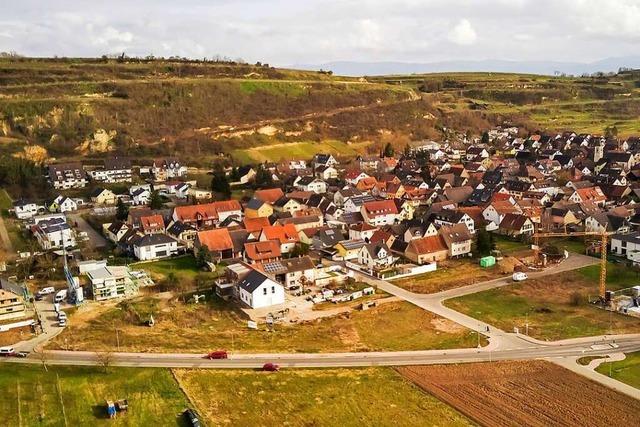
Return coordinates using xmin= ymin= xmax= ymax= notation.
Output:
xmin=95 ymin=351 xmax=114 ymax=373
xmin=37 ymin=349 xmax=49 ymax=372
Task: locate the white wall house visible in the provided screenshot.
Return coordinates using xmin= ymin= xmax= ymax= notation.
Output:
xmin=32 ymin=218 xmax=76 ymax=250
xmin=611 ymin=233 xmax=640 ymax=262
xmin=132 ymin=234 xmax=179 ymax=261
xmin=237 ymin=269 xmax=285 ymax=309
xmin=13 ymin=201 xmax=42 ymax=219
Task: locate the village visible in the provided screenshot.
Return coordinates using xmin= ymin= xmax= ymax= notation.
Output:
xmin=2 ymin=127 xmax=640 ymax=348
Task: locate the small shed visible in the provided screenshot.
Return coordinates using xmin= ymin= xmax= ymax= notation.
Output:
xmin=479 ymin=256 xmax=496 ymax=268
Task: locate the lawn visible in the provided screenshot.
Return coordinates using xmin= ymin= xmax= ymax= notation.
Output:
xmin=0 ymin=188 xmax=12 ymax=212
xmin=0 ymin=365 xmax=189 ymax=426
xmin=231 ymin=140 xmax=371 ymax=164
xmin=49 ymin=294 xmax=483 ymax=353
xmin=446 ymin=264 xmax=640 ymax=341
xmin=133 ymin=256 xmax=223 ymax=284
xmin=596 ymin=352 xmax=640 ymax=389
xmin=173 ymin=367 xmax=472 ymax=426
xmin=393 ymin=259 xmax=508 ymax=294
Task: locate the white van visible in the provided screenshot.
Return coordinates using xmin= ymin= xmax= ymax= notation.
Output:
xmin=39 ymin=287 xmax=55 ymax=295
xmin=512 ymin=272 xmax=528 ymax=282
xmin=57 ymin=311 xmax=67 ymax=321
xmin=58 ymin=318 xmax=67 ymax=327
xmin=54 ymin=289 xmax=67 ymax=303
xmin=0 ymin=346 xmax=15 ymax=357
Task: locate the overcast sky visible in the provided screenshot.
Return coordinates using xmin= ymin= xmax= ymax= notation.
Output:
xmin=2 ymin=0 xmax=640 ymax=65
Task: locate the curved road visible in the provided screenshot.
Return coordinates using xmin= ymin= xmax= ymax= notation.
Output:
xmin=5 ymin=253 xmax=640 ymax=401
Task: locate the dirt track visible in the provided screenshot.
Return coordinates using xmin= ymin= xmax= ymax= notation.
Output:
xmin=398 ymin=361 xmax=640 ymax=427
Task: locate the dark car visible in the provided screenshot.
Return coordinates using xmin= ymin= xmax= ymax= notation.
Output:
xmin=262 ymin=362 xmax=280 ymax=372
xmin=184 ymin=409 xmax=201 ymax=427
xmin=205 ymin=350 xmax=228 ymax=359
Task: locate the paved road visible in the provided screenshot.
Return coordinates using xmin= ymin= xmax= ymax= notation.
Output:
xmin=68 ymin=213 xmax=107 ymax=249
xmin=3 ymin=334 xmax=639 ymax=369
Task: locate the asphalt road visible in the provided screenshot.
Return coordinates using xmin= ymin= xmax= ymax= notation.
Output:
xmin=68 ymin=213 xmax=108 ymax=249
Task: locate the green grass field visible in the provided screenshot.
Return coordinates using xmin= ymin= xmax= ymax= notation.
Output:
xmin=446 ymin=264 xmax=640 ymax=340
xmin=596 ymin=352 xmax=640 ymax=389
xmin=133 ymin=256 xmax=223 ymax=284
xmin=174 ymin=368 xmax=471 ymax=426
xmin=231 ymin=140 xmax=371 ymax=164
xmin=0 ymin=365 xmax=189 ymax=426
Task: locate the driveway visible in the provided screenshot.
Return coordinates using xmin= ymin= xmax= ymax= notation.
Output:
xmin=68 ymin=213 xmax=107 ymax=249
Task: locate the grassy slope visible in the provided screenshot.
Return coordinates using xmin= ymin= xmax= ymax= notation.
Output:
xmin=445 ymin=264 xmax=640 ymax=340
xmin=0 ymin=365 xmax=189 ymax=426
xmin=174 ymin=368 xmax=472 ymax=426
xmin=596 ymin=352 xmax=640 ymax=389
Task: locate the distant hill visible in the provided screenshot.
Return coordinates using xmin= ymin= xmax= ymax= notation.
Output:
xmin=293 ymin=56 xmax=640 ymax=77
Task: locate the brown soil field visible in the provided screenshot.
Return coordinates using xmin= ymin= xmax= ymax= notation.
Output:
xmin=398 ymin=361 xmax=640 ymax=427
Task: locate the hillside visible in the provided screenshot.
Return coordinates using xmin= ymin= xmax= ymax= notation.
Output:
xmin=1 ymin=58 xmax=639 ymax=166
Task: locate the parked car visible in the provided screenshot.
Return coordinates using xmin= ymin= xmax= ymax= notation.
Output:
xmin=14 ymin=351 xmax=28 ymax=358
xmin=512 ymin=272 xmax=528 ymax=282
xmin=58 ymin=318 xmax=67 ymax=327
xmin=0 ymin=347 xmax=16 ymax=357
xmin=39 ymin=287 xmax=55 ymax=295
xmin=183 ymin=409 xmax=201 ymax=427
xmin=57 ymin=311 xmax=67 ymax=321
xmin=205 ymin=350 xmax=228 ymax=360
xmin=54 ymin=289 xmax=67 ymax=303
xmin=262 ymin=362 xmax=280 ymax=372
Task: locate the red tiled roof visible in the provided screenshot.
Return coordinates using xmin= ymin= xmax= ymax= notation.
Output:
xmin=174 ymin=200 xmax=241 ymax=222
xmin=408 ymin=235 xmax=447 ymax=255
xmin=254 ymin=188 xmax=284 ymax=204
xmin=243 ymin=217 xmax=271 ymax=233
xmin=140 ymin=214 xmax=165 ymax=231
xmin=197 ymin=228 xmax=233 ymax=251
xmin=244 ymin=240 xmax=281 ymax=261
xmin=363 ymin=199 xmax=398 ymax=217
xmin=261 ymin=224 xmax=300 ymax=244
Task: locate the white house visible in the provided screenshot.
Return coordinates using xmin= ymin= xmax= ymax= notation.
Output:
xmin=13 ymin=200 xmax=42 ymax=220
xmin=357 ymin=243 xmax=396 ymax=270
xmin=86 ymin=265 xmax=137 ymax=301
xmin=152 ymin=158 xmax=187 ymax=181
xmin=294 ymin=176 xmax=328 ymax=194
xmin=31 ymin=217 xmax=76 ymax=250
xmin=611 ymin=232 xmax=640 ymax=262
xmin=48 ymin=162 xmax=87 ymax=189
xmin=130 ymin=186 xmax=152 ymax=205
xmin=237 ymin=269 xmax=285 ymax=309
xmin=132 ymin=234 xmax=179 ymax=260
xmin=361 ymin=200 xmax=399 ymax=226
xmin=48 ymin=195 xmax=78 ymax=213
xmin=89 ymin=157 xmax=132 ymax=183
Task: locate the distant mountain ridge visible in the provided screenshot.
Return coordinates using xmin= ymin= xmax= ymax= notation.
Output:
xmin=292 ymin=56 xmax=640 ymax=77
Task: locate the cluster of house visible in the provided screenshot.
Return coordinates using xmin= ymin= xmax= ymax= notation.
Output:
xmin=13 ymin=127 xmax=640 ymax=311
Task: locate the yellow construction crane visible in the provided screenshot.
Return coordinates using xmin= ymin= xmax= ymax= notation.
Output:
xmin=532 ymin=230 xmax=613 ymax=301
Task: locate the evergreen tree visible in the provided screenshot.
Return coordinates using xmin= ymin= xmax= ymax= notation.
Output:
xmin=116 ymin=198 xmax=129 ymax=221
xmin=383 ymin=142 xmax=395 ymax=157
xmin=211 ymin=172 xmax=231 ymax=198
xmin=481 ymin=131 xmax=490 ymax=145
xmin=149 ymin=190 xmax=163 ymax=209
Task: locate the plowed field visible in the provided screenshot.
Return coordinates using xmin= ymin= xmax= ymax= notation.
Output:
xmin=398 ymin=361 xmax=640 ymax=427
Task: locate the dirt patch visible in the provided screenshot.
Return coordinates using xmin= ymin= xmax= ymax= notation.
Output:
xmin=430 ymin=318 xmax=466 ymax=334
xmin=398 ymin=361 xmax=640 ymax=427
xmin=0 ymin=325 xmax=33 ymax=346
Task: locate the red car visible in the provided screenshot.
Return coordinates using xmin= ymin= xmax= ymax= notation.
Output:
xmin=205 ymin=350 xmax=228 ymax=360
xmin=262 ymin=362 xmax=280 ymax=372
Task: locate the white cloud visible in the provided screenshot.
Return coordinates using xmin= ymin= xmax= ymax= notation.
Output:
xmin=448 ymin=19 xmax=477 ymax=45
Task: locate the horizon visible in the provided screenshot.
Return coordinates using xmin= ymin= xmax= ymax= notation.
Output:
xmin=2 ymin=0 xmax=640 ymax=73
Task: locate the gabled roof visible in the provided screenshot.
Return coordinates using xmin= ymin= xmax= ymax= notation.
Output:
xmin=253 ymin=188 xmax=284 ymax=204
xmin=407 ymin=235 xmax=447 ymax=255
xmin=499 ymin=213 xmax=531 ymax=231
xmin=362 ymin=200 xmax=398 ymax=216
xmin=261 ymin=224 xmax=299 ymax=244
xmin=141 ymin=214 xmax=165 ymax=231
xmin=245 ymin=240 xmax=281 ymax=261
xmin=238 ymin=269 xmax=274 ymax=293
xmin=173 ymin=200 xmax=242 ymax=222
xmin=243 ymin=216 xmax=271 ymax=233
xmin=197 ymin=228 xmax=234 ymax=251
xmin=439 ymin=223 xmax=472 ymax=245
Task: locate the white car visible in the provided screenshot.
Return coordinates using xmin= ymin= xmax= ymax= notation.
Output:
xmin=512 ymin=272 xmax=528 ymax=282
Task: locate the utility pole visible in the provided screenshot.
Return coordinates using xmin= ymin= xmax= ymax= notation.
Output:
xmin=115 ymin=327 xmax=120 ymax=352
